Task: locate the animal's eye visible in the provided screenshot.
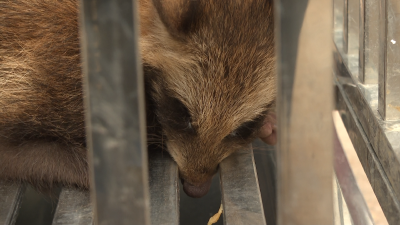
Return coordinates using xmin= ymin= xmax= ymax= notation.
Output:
xmin=187 ymin=121 xmax=193 ymax=129
xmin=226 ymin=117 xmax=265 ymax=141
xmin=228 ymin=122 xmax=256 ymax=139
xmin=229 ymin=130 xmax=239 ymax=137
xmin=157 ymin=96 xmax=195 ymax=134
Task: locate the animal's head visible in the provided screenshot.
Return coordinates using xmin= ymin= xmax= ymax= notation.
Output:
xmin=139 ymin=0 xmax=276 ymax=198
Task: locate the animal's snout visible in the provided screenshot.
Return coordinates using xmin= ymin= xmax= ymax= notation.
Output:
xmin=182 ymin=178 xmax=213 ymax=198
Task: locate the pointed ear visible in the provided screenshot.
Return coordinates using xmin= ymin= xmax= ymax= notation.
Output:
xmin=151 ymin=0 xmax=200 ymax=37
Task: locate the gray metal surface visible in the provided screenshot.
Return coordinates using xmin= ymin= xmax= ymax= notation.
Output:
xmin=333 ymin=127 xmax=374 ymax=225
xmin=347 ymin=0 xmax=359 ymax=57
xmin=79 ymin=0 xmax=150 ymax=224
xmin=334 ymin=0 xmax=400 ymax=206
xmin=52 ymin=188 xmax=93 ymax=225
xmin=252 ymin=141 xmax=277 ymax=225
xmin=334 ymin=0 xmax=345 ymax=51
xmin=334 ymin=37 xmax=400 ymax=222
xmin=378 ymin=0 xmax=400 ymax=120
xmin=0 ymin=182 xmax=25 ymax=225
xmin=335 ymin=80 xmax=400 ymax=224
xmin=148 ymin=150 xmax=179 ymax=225
xmin=358 ymin=0 xmax=379 ymax=84
xmin=219 ymin=148 xmax=266 ymax=225
xmin=343 ymin=0 xmax=349 ymax=53
xmin=51 ymin=151 xmax=179 ymax=225
xmin=274 ymin=0 xmax=334 ymax=224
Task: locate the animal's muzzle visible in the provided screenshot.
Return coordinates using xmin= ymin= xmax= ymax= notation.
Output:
xmin=182 ymin=178 xmax=213 ymax=198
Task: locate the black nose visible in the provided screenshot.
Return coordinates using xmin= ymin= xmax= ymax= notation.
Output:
xmin=182 ymin=178 xmax=212 ymax=198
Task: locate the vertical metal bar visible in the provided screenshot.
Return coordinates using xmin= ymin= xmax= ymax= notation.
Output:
xmin=220 ymin=148 xmax=266 ymax=225
xmin=52 ymin=188 xmax=93 ymax=225
xmin=378 ymin=0 xmax=400 ymax=120
xmin=274 ymin=0 xmax=333 ymax=224
xmin=79 ymin=0 xmax=150 ymax=224
xmin=358 ymin=0 xmax=379 ymax=84
xmin=334 ymin=0 xmax=346 ymax=51
xmin=0 ymin=182 xmax=25 ymax=225
xmin=358 ymin=0 xmax=365 ymax=83
xmin=344 ymin=0 xmax=349 ymax=53
xmin=348 ymin=0 xmax=359 ymax=57
xmin=148 ymin=150 xmax=179 ymax=225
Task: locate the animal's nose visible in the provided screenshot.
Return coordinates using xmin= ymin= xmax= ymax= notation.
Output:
xmin=182 ymin=178 xmax=212 ymax=198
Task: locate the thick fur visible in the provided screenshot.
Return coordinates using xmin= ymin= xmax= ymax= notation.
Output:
xmin=0 ymin=0 xmax=276 ymax=191
xmin=0 ymin=0 xmax=86 ymax=189
xmin=141 ymin=0 xmax=276 ymax=187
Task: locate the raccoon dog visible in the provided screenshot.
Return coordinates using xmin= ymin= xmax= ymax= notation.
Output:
xmin=0 ymin=0 xmax=276 ymax=198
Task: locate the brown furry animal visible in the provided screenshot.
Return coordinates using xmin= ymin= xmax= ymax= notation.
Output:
xmin=0 ymin=0 xmax=276 ymax=197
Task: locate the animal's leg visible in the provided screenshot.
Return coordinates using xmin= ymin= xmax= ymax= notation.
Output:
xmin=0 ymin=140 xmax=89 ymax=190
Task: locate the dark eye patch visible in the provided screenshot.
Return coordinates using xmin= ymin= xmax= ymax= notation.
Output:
xmin=156 ymin=96 xmax=195 ymax=134
xmin=225 ymin=116 xmax=265 ymax=141
xmin=143 ymin=64 xmax=195 ymax=135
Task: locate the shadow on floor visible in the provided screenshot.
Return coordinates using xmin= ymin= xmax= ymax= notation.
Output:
xmin=15 ymin=185 xmax=60 ymax=225
xmin=180 ymin=139 xmax=277 ymax=225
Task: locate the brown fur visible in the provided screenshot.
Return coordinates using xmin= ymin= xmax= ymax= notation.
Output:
xmin=0 ymin=0 xmax=86 ymax=189
xmin=141 ymin=0 xmax=276 ymax=188
xmin=0 ymin=0 xmax=275 ymax=193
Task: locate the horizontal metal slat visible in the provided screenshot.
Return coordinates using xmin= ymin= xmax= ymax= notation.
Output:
xmin=148 ymin=149 xmax=179 ymax=225
xmin=0 ymin=182 xmax=25 ymax=225
xmin=52 ymin=188 xmax=93 ymax=225
xmin=220 ymin=148 xmax=266 ymax=225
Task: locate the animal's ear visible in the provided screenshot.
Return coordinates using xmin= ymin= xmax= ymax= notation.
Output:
xmin=152 ymin=0 xmax=200 ymax=37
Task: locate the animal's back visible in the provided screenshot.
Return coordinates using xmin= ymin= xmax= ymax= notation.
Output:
xmin=0 ymin=0 xmax=87 ymax=189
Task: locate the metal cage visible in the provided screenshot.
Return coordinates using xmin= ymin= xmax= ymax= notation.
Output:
xmin=2 ymin=0 xmax=398 ymax=224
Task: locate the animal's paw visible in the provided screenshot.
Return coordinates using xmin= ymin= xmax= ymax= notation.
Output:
xmin=258 ymin=112 xmax=277 ymax=145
